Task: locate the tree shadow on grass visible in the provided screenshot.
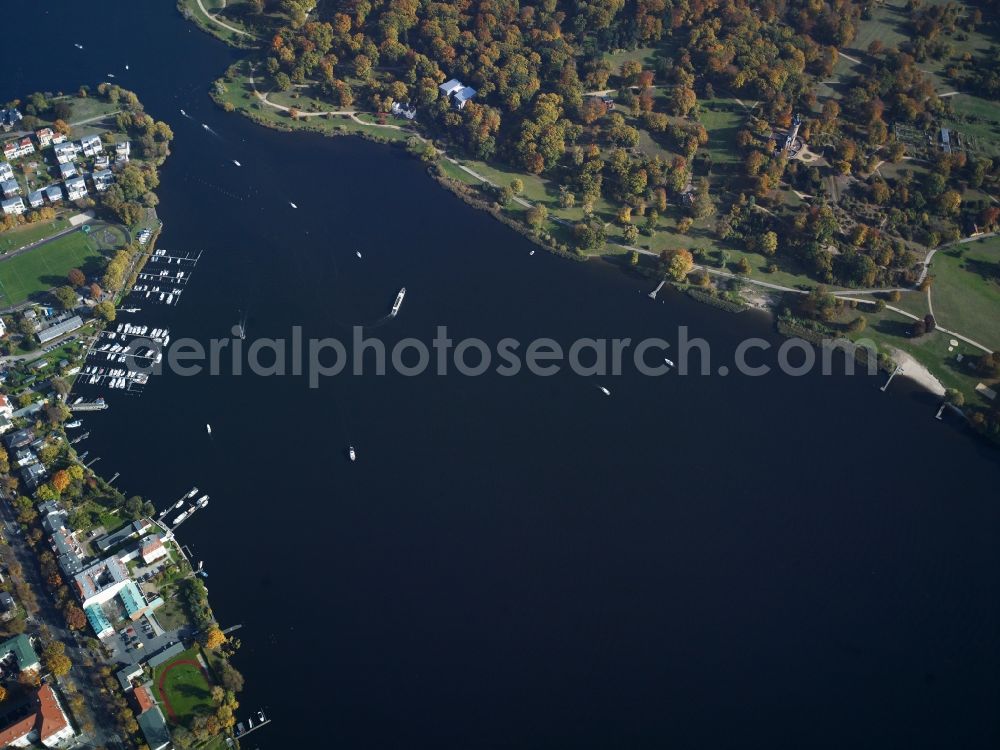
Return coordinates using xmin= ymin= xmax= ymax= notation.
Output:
xmin=873 ymin=318 xmax=914 ymax=338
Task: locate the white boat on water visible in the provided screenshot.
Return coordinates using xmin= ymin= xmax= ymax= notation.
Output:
xmin=599 ymin=386 xmax=611 ymax=396
xmin=233 ymin=160 xmax=241 ymax=167
xmin=65 ymin=420 xmax=82 ymax=429
xmin=196 ymin=495 xmax=209 ymax=509
xmin=173 ymin=510 xmax=191 ymax=526
xmin=530 ymin=250 xmax=535 ymax=255
xmin=390 ymin=287 xmax=406 ymax=317
xmin=356 ymin=251 xmax=362 ymax=259
xmin=206 ymin=424 xmax=212 ymax=435
xmin=664 ymin=358 xmax=675 ymax=368
xmin=289 ymin=202 xmax=298 ymax=209
xmin=349 ymin=446 xmax=357 ymax=462
xmin=185 ymin=487 xmax=199 ymax=499
xmin=180 ymin=109 xmax=187 ymax=116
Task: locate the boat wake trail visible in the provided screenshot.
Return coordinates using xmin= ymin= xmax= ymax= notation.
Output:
xmin=201 ymin=123 xmax=222 ymax=138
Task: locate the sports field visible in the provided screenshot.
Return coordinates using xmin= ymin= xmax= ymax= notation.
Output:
xmin=0 ymin=229 xmax=106 ymax=307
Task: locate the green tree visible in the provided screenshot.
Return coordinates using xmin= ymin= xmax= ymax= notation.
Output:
xmin=93 ymin=301 xmax=116 ymax=322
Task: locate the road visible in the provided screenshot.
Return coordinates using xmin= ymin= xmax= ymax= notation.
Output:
xmin=0 ymin=498 xmax=123 ymax=748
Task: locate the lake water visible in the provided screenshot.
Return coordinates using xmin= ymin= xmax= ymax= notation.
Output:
xmin=5 ymin=3 xmax=1000 ymax=748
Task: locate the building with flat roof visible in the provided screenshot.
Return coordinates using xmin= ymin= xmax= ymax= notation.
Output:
xmin=74 ymin=556 xmax=130 ymax=608
xmin=36 ymin=315 xmax=83 ymax=344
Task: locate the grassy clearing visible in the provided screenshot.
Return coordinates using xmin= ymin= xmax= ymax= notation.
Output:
xmin=945 ymin=94 xmax=1000 ymax=159
xmin=0 ymin=228 xmax=105 ymax=307
xmin=698 ymin=102 xmax=744 ymax=165
xmin=929 ymin=237 xmax=1000 ymax=351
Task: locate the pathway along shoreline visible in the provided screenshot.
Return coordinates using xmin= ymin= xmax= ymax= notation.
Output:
xmin=214 ymin=64 xmax=995 ymax=406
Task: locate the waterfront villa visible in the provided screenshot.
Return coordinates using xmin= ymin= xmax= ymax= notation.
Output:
xmin=116 ymin=140 xmax=131 ymax=163
xmin=35 ymin=127 xmax=54 ymax=147
xmin=438 ymin=77 xmax=477 ymax=109
xmin=139 ymin=535 xmax=167 ymax=564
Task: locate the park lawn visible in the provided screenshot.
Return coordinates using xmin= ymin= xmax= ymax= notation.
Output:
xmin=178 ymin=0 xmax=258 ymax=46
xmin=886 ymin=289 xmax=930 ymax=318
xmin=0 ymin=217 xmax=71 ymax=255
xmin=946 ymin=94 xmax=1000 ymax=158
xmin=838 ymin=305 xmax=992 ymax=402
xmin=928 ymin=237 xmax=1000 ymax=351
xmin=153 ymin=597 xmax=190 ymax=631
xmin=437 ymin=158 xmax=482 ymax=186
xmin=0 ymin=229 xmax=105 ymax=307
xmin=152 ymin=647 xmax=216 ymax=726
xmin=698 ymin=101 xmax=744 ymax=165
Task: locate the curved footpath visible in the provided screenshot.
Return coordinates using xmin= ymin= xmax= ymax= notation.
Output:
xmin=245 ymin=72 xmax=994 ymax=355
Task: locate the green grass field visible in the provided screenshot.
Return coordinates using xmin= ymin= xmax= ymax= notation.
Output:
xmin=928 ymin=237 xmax=1000 ymax=351
xmin=0 ymin=217 xmax=71 ymax=255
xmin=0 ymin=228 xmax=105 ymax=307
xmin=698 ymin=102 xmax=744 ymax=165
xmin=152 ymin=647 xmax=215 ymax=725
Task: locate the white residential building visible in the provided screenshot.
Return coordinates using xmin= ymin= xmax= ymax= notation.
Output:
xmin=35 ymin=127 xmax=54 ymax=147
xmin=65 ymin=176 xmax=87 ymax=201
xmin=92 ymin=169 xmax=113 ymax=192
xmin=53 ymin=141 xmax=79 ymax=164
xmin=1 ymin=197 xmax=25 ymax=216
xmin=115 ymin=140 xmax=130 ymax=163
xmin=0 ymin=161 xmax=13 ymax=182
xmin=81 ymin=134 xmax=103 ymax=157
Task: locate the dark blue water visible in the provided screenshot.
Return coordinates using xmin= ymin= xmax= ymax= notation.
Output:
xmin=4 ymin=3 xmax=1000 ymax=748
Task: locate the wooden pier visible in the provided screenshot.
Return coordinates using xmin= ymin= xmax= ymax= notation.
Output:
xmin=648 ymin=280 xmax=666 ymax=300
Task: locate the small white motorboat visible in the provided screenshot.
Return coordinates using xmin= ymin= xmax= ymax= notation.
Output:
xmin=349 ymin=446 xmax=357 ymax=462
xmin=206 ymin=424 xmax=212 ymax=435
xmin=356 ymin=251 xmax=362 ymax=259
xmin=289 ymin=202 xmax=298 ymax=209
xmin=233 ymin=159 xmax=241 ymax=167
xmin=599 ymin=386 xmax=611 ymax=396
xmin=529 ymin=250 xmax=535 ymax=255
xmin=664 ymin=358 xmax=675 ymax=368
xmin=180 ymin=109 xmax=187 ymax=116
